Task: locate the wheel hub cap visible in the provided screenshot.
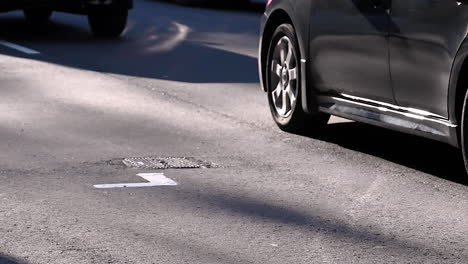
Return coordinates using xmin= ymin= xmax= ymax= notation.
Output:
xmin=269 ymin=36 xmax=298 ymax=118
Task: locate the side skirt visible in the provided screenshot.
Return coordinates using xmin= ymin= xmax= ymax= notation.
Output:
xmin=317 ymin=94 xmax=459 ymax=147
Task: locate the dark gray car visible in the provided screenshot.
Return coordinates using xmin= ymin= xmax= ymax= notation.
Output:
xmin=259 ymin=0 xmax=468 ymax=174
xmin=0 ymin=0 xmax=133 ymax=37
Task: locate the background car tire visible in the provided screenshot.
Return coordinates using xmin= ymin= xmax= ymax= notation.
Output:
xmin=266 ymin=24 xmax=329 ymax=133
xmin=23 ymin=9 xmax=52 ymax=23
xmin=88 ymin=8 xmax=128 ymax=38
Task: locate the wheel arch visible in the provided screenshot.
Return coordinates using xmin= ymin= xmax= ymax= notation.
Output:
xmin=259 ymin=4 xmax=317 ymax=114
xmin=449 ymin=38 xmax=468 ymax=147
xmin=259 ymin=9 xmax=294 ymax=92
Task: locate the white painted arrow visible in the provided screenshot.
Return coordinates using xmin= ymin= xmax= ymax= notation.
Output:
xmin=94 ymin=173 xmax=178 ymax=189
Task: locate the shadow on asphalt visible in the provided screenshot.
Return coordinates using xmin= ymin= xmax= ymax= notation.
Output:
xmin=0 ymin=255 xmax=24 ymax=264
xmin=295 ymin=121 xmax=468 ymax=185
xmin=0 ymin=0 xmax=260 ymax=83
xmin=146 ymin=177 xmax=468 ymax=261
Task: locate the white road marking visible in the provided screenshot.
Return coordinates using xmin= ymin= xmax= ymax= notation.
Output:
xmin=0 ymin=40 xmax=40 ymax=55
xmin=94 ymin=173 xmax=178 ymax=189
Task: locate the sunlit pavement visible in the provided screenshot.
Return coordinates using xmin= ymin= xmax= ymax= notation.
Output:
xmin=1 ymin=1 xmax=468 ymax=263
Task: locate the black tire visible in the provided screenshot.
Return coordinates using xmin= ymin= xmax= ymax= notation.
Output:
xmin=23 ymin=9 xmax=52 ymax=23
xmin=266 ymin=23 xmax=329 ymax=133
xmin=88 ymin=8 xmax=128 ymax=38
xmin=460 ymin=90 xmax=468 ymax=175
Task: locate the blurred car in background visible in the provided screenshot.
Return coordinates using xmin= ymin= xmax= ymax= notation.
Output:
xmin=174 ymin=0 xmax=266 ymax=5
xmin=0 ymin=0 xmax=133 ymax=38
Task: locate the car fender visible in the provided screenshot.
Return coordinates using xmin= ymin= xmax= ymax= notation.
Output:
xmin=259 ymin=0 xmax=316 ymax=113
xmin=449 ymin=37 xmax=468 ymax=123
xmin=447 ymin=35 xmax=468 ymax=147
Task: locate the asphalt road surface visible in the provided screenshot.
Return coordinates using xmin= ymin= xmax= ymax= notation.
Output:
xmin=1 ymin=1 xmax=468 ymax=263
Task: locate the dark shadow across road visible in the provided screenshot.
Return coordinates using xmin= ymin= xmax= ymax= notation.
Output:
xmin=295 ymin=121 xmax=468 ymax=185
xmin=0 ymin=254 xmax=25 ymax=264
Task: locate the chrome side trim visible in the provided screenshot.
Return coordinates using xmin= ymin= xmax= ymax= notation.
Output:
xmin=317 ymin=94 xmax=459 ymax=147
xmin=340 ymin=93 xmax=453 ymax=124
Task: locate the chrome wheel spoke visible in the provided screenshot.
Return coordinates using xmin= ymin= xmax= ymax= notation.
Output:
xmin=285 ymin=84 xmax=296 ymax=105
xmin=272 ymin=61 xmax=282 ymax=77
xmin=278 ymin=88 xmax=288 ymax=116
xmin=280 ymin=47 xmax=286 ymax=64
xmin=285 ymin=42 xmax=293 ymax=66
xmin=289 ymin=67 xmax=297 ymax=81
xmin=272 ymin=82 xmax=282 ymax=99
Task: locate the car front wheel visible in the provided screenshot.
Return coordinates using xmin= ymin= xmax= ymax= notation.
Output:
xmin=266 ymin=23 xmax=329 ymax=133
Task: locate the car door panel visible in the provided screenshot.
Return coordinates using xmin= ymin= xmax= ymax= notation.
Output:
xmin=309 ymin=0 xmax=394 ymax=103
xmin=390 ymin=0 xmax=468 ymax=118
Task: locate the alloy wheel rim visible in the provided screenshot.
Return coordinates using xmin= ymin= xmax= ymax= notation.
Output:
xmin=270 ymin=36 xmax=298 ymax=118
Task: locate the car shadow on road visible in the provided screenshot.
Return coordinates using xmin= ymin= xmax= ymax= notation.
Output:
xmin=0 ymin=255 xmax=25 ymax=264
xmin=0 ymin=1 xmax=260 ymax=84
xmin=0 ymin=16 xmax=91 ymax=41
xmin=296 ymin=120 xmax=468 ymax=185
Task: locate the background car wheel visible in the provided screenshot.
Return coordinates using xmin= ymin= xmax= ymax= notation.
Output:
xmin=23 ymin=9 xmax=52 ymax=23
xmin=88 ymin=8 xmax=128 ymax=38
xmin=266 ymin=24 xmax=329 ymax=133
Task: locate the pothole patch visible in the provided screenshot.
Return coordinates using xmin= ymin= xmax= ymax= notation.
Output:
xmin=122 ymin=156 xmax=214 ymax=169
